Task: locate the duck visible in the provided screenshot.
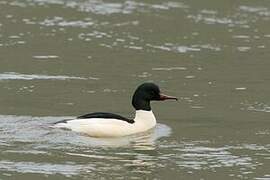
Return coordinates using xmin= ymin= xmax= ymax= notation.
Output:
xmin=54 ymin=82 xmax=177 ymax=137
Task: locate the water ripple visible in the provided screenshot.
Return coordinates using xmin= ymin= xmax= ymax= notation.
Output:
xmin=0 ymin=72 xmax=98 ymax=81
xmin=187 ymin=14 xmax=247 ymax=26
xmin=239 ymin=6 xmax=270 ymax=17
xmin=10 ymin=0 xmax=188 ymax=15
xmin=152 ymin=67 xmax=187 ymax=71
xmin=0 ymin=160 xmax=83 ymax=176
xmin=147 ymin=43 xmax=221 ymax=53
xmin=67 ymin=1 xmax=188 ymax=15
xmin=0 ymin=115 xmax=269 ymax=178
xmin=40 ymin=17 xmax=94 ymax=28
xmin=241 ymin=101 xmax=270 ymax=113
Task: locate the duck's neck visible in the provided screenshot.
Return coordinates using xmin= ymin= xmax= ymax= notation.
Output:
xmin=132 ymin=94 xmax=151 ymax=111
xmin=133 ymin=110 xmax=156 ymax=129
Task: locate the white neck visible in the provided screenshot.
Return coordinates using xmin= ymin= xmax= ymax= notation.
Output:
xmin=133 ymin=110 xmax=156 ymax=132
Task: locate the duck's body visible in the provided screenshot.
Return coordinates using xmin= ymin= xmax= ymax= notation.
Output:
xmin=54 ymin=83 xmax=177 ymax=137
xmin=54 ymin=110 xmax=156 ymax=137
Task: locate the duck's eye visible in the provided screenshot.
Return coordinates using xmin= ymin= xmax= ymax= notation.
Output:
xmin=148 ymin=90 xmax=154 ymax=95
xmin=150 ymin=90 xmax=157 ymax=96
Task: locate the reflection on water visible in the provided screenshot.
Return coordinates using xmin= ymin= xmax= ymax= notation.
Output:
xmin=0 ymin=115 xmax=171 ymax=177
xmin=0 ymin=115 xmax=171 ymax=148
xmin=0 ymin=115 xmax=269 ymax=179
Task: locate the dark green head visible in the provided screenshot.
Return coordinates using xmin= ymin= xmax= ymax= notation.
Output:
xmin=132 ymin=83 xmax=178 ymax=111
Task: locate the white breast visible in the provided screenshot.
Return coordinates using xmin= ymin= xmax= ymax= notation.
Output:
xmin=54 ymin=110 xmax=156 ymax=137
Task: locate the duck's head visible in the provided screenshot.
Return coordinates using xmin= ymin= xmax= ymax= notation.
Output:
xmin=132 ymin=83 xmax=177 ymax=111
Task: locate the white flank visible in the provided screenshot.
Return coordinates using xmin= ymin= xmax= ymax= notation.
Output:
xmin=54 ymin=110 xmax=156 ymax=137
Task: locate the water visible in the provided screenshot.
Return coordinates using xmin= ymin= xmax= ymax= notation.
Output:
xmin=0 ymin=0 xmax=270 ymax=179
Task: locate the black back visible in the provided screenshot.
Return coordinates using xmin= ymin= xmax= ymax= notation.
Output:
xmin=55 ymin=112 xmax=134 ymax=124
xmin=78 ymin=112 xmax=134 ymax=123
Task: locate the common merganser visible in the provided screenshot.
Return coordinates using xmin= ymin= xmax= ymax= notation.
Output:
xmin=54 ymin=83 xmax=177 ymax=137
